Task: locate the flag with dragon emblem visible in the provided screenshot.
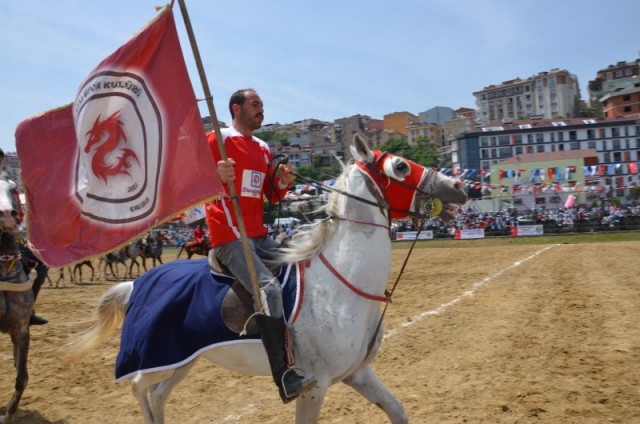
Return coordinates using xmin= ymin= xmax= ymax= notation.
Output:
xmin=15 ymin=5 xmax=223 ymax=267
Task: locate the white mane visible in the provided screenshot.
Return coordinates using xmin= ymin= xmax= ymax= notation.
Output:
xmin=277 ymin=161 xmax=350 ymax=264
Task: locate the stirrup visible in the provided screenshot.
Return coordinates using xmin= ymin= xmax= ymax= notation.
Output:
xmin=279 ymin=367 xmax=316 ymax=403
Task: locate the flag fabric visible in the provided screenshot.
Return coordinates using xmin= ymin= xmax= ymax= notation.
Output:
xmin=16 ymin=6 xmax=222 ymax=267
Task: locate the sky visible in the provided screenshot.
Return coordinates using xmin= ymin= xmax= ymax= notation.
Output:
xmin=1 ymin=0 xmax=639 ymax=153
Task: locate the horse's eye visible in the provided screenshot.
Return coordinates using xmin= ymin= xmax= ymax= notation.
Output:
xmin=383 ymin=157 xmax=411 ymax=181
xmin=396 ymin=162 xmax=409 ymax=174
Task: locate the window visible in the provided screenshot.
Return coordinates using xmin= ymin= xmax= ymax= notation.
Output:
xmin=624 ymin=106 xmax=632 ymax=112
xmin=559 ymin=144 xmax=565 ymax=151
xmin=536 ymin=145 xmax=545 ymax=153
xmin=536 ymin=133 xmax=544 ymax=143
xmin=587 ymin=129 xmax=596 ymax=139
xmin=499 ymin=147 xmax=512 ymax=158
xmin=612 ymin=140 xmax=621 ymax=150
xmin=570 ymin=142 xmax=580 ymax=150
xmin=588 ymin=141 xmax=596 ymax=149
xmin=558 ymin=132 xmax=564 ymax=141
xmin=569 ymin=131 xmax=577 ymax=141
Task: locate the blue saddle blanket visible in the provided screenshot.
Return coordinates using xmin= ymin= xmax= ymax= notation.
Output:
xmin=115 ymin=258 xmax=299 ymax=381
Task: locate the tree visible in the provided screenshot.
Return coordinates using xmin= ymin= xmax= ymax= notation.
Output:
xmin=409 ymin=136 xmax=438 ymax=167
xmin=628 ymin=186 xmax=640 ymax=202
xmin=377 ymin=137 xmax=439 ymax=167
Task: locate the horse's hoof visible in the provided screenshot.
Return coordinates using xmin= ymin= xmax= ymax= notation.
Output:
xmin=29 ymin=315 xmax=49 ymax=326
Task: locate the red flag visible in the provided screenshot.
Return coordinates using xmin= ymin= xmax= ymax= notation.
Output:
xmin=16 ymin=6 xmax=222 ymax=267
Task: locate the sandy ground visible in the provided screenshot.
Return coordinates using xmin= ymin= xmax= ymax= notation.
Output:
xmin=1 ymin=241 xmax=640 ymax=423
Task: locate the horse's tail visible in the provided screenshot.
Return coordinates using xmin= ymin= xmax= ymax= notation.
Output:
xmin=62 ymin=281 xmax=133 ymax=367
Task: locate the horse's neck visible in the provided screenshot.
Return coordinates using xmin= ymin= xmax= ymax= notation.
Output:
xmin=315 ymin=169 xmax=392 ymax=291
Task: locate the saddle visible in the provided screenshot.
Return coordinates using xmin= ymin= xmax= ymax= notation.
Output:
xmin=208 ymin=251 xmax=285 ymax=336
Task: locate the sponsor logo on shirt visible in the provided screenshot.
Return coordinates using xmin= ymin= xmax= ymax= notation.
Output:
xmin=241 ymin=170 xmax=264 ymax=198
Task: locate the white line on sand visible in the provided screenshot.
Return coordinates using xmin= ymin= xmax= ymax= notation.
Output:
xmin=384 ymin=244 xmax=557 ymax=340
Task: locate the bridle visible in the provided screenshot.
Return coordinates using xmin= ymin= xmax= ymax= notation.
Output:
xmin=292 ymin=151 xmax=439 ymax=232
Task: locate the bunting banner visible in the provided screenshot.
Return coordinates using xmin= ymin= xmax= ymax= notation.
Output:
xmin=182 ymin=204 xmax=207 ymax=225
xmin=16 ymin=6 xmax=223 ymax=267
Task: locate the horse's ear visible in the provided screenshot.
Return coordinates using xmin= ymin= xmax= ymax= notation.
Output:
xmin=350 ymin=134 xmax=374 ymax=163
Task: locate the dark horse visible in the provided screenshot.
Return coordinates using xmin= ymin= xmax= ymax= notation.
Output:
xmin=125 ymin=239 xmax=146 ymax=278
xmin=102 ymin=249 xmax=127 ymax=281
xmin=0 ymin=180 xmax=35 ymax=423
xmin=176 ymin=236 xmax=210 ymax=260
xmin=142 ymin=232 xmax=164 ymax=269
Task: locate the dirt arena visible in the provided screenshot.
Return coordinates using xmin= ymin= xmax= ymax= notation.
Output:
xmin=2 ymin=240 xmax=640 ymax=423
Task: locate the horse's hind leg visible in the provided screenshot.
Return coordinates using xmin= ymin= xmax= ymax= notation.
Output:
xmin=2 ymin=328 xmax=30 ymax=424
xmin=130 ymin=363 xmax=196 ymax=424
xmin=342 ymin=365 xmax=408 ymax=424
xmin=149 ymin=362 xmax=197 ymax=424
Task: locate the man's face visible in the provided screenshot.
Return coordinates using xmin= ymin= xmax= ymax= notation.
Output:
xmin=237 ymin=91 xmax=264 ymax=131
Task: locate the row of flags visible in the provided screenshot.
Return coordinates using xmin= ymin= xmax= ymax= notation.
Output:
xmin=448 ymin=163 xmax=640 ymax=182
xmin=16 ymin=5 xmax=223 ymax=266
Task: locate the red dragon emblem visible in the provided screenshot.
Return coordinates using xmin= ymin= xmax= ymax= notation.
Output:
xmin=83 ymin=111 xmax=140 ymax=184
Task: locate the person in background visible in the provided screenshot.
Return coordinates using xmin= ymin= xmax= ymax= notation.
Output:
xmin=0 ymin=148 xmax=48 ymax=325
xmin=205 ymin=88 xmax=316 ymax=403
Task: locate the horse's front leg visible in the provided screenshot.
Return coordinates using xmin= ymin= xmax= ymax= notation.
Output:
xmin=294 ymin=379 xmax=329 ymax=424
xmin=342 ymin=365 xmax=408 ymax=424
xmin=2 ymin=328 xmax=30 ymax=424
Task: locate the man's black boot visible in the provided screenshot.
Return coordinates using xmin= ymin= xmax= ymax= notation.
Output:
xmin=256 ymin=314 xmax=316 ymax=403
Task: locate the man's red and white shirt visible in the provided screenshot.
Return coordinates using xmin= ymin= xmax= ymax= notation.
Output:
xmin=205 ymin=127 xmax=288 ymax=247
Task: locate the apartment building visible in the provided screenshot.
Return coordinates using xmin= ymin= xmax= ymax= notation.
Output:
xmin=418 ymin=106 xmax=455 ymax=126
xmin=383 ymin=111 xmax=418 ymax=136
xmin=473 ymin=68 xmax=581 ymax=124
xmin=588 ymin=57 xmax=640 ymax=105
xmin=406 ymin=122 xmax=442 ymax=147
xmin=331 ymin=115 xmax=370 ymax=159
xmin=601 ymin=85 xmax=640 ymax=118
xmin=451 ymin=114 xmax=640 ymax=201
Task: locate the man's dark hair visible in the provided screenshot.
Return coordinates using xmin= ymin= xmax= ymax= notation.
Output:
xmin=228 ymin=88 xmax=257 ymax=119
xmin=0 ymin=148 xmax=4 ymax=159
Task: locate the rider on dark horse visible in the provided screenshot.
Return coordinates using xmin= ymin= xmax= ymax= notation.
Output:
xmin=190 ymin=224 xmax=206 ymax=252
xmin=0 ymin=148 xmax=48 ymax=325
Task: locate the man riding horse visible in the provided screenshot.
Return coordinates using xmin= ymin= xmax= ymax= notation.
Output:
xmin=0 ymin=148 xmax=48 ymax=325
xmin=205 ymin=89 xmax=316 ymax=403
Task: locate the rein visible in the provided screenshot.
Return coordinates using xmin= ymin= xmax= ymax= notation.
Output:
xmin=292 ymin=170 xmax=432 ymax=221
xmin=318 ymin=253 xmax=389 ymax=302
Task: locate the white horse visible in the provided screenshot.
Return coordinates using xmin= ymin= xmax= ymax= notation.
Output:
xmin=63 ymin=135 xmax=468 ymax=423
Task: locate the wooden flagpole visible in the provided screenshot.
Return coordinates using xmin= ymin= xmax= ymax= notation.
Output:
xmin=176 ymin=0 xmax=264 ymax=312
